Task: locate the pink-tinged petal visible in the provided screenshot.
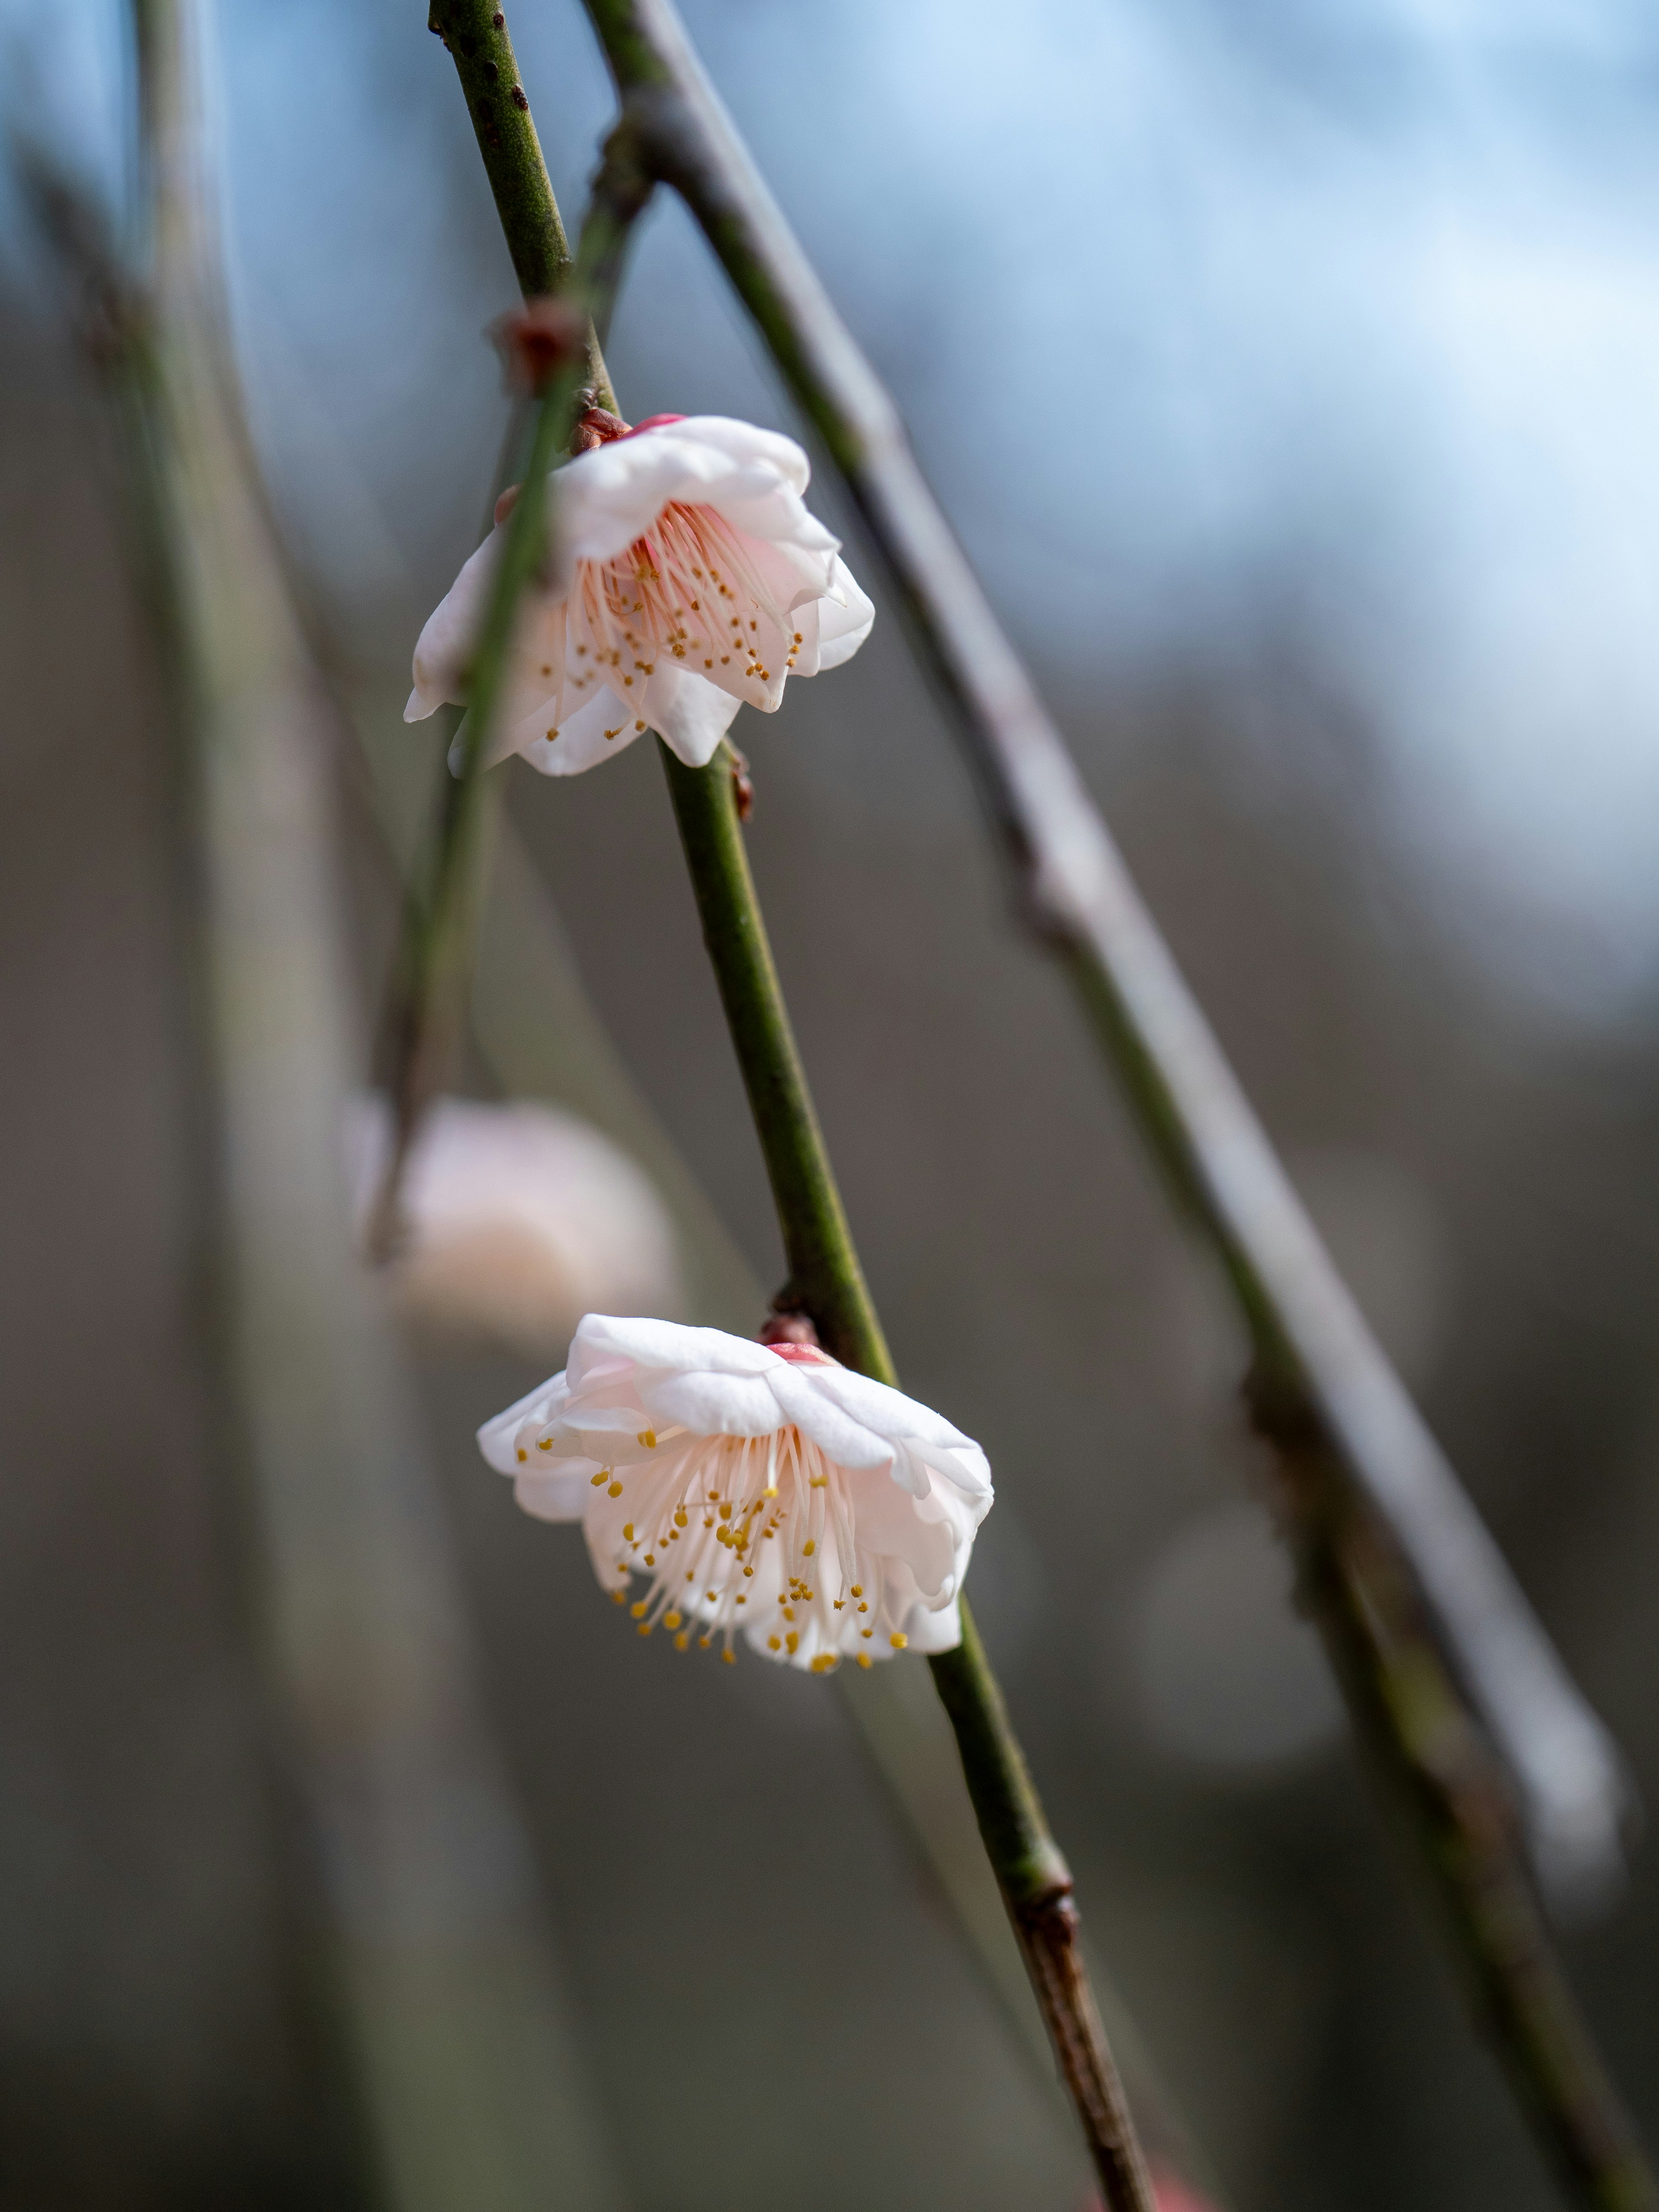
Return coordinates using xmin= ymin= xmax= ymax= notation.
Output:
xmin=642 ymin=662 xmax=744 ymax=767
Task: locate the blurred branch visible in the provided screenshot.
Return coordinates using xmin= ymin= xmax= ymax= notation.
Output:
xmin=39 ymin=6 xmax=633 ymax=2208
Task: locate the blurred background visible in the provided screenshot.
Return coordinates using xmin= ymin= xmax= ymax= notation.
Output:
xmin=4 ymin=0 xmax=1659 ymax=2206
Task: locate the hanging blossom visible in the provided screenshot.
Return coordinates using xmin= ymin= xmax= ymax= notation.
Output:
xmin=406 ymin=413 xmax=875 ymax=778
xmin=477 ymin=1315 xmax=992 ymax=1672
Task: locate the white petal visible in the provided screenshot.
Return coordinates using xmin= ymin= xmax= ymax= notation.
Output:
xmin=410 ymin=528 xmax=500 ymax=716
xmin=813 ymin=556 xmax=875 ymax=671
xmin=902 ymin=1595 xmax=963 ymax=1653
xmin=512 ymin=685 xmax=644 ymax=778
xmin=557 ymin=419 xmax=820 ymax=568
xmin=642 ymin=1368 xmax=785 ymax=1437
xmin=513 ymin=1468 xmax=595 ymax=1522
xmin=640 ymin=663 xmax=744 ymax=767
xmin=477 ymin=1373 xmax=566 ymax=1473
xmin=569 ymin=1316 xmax=779 ymax=1381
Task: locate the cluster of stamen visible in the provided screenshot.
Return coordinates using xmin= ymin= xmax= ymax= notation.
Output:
xmin=545 ymin=1423 xmax=911 ymax=1669
xmin=534 ymin=501 xmax=808 ymax=748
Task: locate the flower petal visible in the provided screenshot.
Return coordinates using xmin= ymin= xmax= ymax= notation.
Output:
xmin=477 ymin=1373 xmax=566 ymax=1473
xmin=569 ymin=1314 xmax=781 ymax=1381
xmin=641 ymin=1368 xmax=785 ymax=1437
xmin=513 ymin=1468 xmax=595 ymax=1522
xmin=814 ymin=556 xmax=875 ymax=671
xmin=511 ymin=684 xmax=645 ymax=777
xmin=641 ymin=662 xmax=744 ymax=767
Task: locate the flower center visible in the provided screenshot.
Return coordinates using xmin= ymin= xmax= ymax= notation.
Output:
xmin=590 ymin=1426 xmax=907 ymax=1671
xmin=551 ymin=499 xmax=805 ymax=739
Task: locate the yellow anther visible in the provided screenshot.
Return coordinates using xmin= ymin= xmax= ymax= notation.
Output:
xmin=764 ymin=1484 xmax=778 ymax=1498
xmin=664 ymin=1611 xmax=682 ymax=1631
xmin=743 ymin=1565 xmax=754 ymax=1578
xmin=637 ymin=1622 xmax=652 ymax=1637
xmin=536 ymin=1437 xmax=553 ymax=1452
xmin=850 ymin=1586 xmax=863 ymax=1598
xmin=674 ymin=1632 xmax=689 ymax=1652
xmin=833 ymin=1600 xmax=845 ymax=1611
xmin=623 ymin=1523 xmax=634 ymax=1542
xmin=860 ymin=1628 xmax=873 ymax=1639
xmin=889 ymin=1633 xmax=908 ymax=1649
xmin=699 ymin=1634 xmax=712 ymax=1649
xmin=630 ymin=1601 xmax=648 ymax=1619
xmin=857 ymin=1602 xmax=868 ymax=1615
xmin=610 ymin=1589 xmax=626 ymax=1605
xmin=735 ymin=1595 xmax=747 ymax=1605
xmin=768 ymin=1635 xmax=782 ymax=1651
xmin=516 ymin=1448 xmax=527 ymax=1463
xmin=638 ymin=1430 xmax=657 ymax=1448
xmin=785 ymin=1632 xmax=799 ymax=1654
xmin=643 ymin=1554 xmax=655 ymax=1567
xmin=674 ymin=1509 xmax=688 ymax=1529
xmin=857 ymin=1653 xmax=872 ymax=1669
xmin=607 ymin=1481 xmax=623 ymax=1498
xmin=803 ymin=1539 xmax=816 ymax=1557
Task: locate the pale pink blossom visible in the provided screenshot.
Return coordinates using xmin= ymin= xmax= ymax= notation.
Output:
xmin=406 ymin=415 xmax=874 ymax=776
xmin=477 ymin=1316 xmax=991 ymax=1670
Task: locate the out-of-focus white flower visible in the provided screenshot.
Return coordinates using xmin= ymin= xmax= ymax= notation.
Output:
xmin=350 ymin=1097 xmax=680 ymax=1360
xmin=477 ymin=1316 xmax=991 ymax=1671
xmin=405 ymin=414 xmax=874 ymax=777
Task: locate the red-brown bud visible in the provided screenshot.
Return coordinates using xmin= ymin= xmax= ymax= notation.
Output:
xmin=569 ymin=404 xmax=631 ymax=453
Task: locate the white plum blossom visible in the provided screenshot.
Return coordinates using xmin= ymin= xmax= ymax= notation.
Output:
xmin=477 ymin=1315 xmax=992 ymax=1672
xmin=406 ymin=414 xmax=875 ymax=777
